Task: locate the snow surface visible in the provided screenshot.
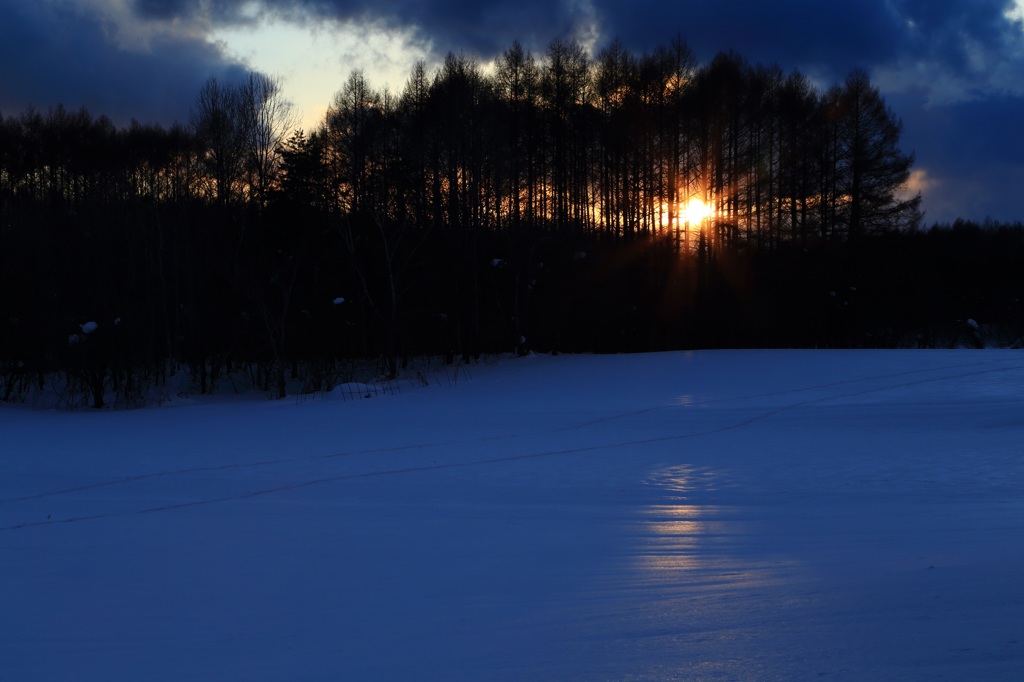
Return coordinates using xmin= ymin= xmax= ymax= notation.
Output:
xmin=2 ymin=350 xmax=1023 ymax=681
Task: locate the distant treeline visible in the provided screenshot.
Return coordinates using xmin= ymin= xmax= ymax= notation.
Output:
xmin=0 ymin=38 xmax=1020 ymax=406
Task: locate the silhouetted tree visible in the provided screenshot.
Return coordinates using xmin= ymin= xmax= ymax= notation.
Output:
xmin=238 ymin=72 xmax=294 ymax=207
xmin=191 ymin=77 xmax=246 ymax=206
xmin=834 ymin=70 xmax=921 ymax=241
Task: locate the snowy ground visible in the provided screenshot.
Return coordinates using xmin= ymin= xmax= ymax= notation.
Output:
xmin=2 ymin=350 xmax=1023 ymax=681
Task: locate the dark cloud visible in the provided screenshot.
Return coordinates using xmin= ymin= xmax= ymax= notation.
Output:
xmin=895 ymin=91 xmax=1024 ymax=222
xmin=883 ymin=0 xmax=1024 ymax=96
xmin=175 ymin=0 xmax=907 ymax=73
xmin=596 ymin=0 xmax=906 ymax=75
xmin=133 ymin=0 xmax=198 ymax=20
xmin=896 ymin=0 xmax=1013 ymax=42
xmin=128 ymin=0 xmax=592 ymax=56
xmin=0 ymin=2 xmax=247 ymax=125
xmin=132 ymin=0 xmax=257 ymax=25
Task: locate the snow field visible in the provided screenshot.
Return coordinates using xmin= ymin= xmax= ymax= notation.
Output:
xmin=2 ymin=350 xmax=1023 ymax=680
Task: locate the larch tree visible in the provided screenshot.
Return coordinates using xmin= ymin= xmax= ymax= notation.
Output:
xmin=834 ymin=69 xmax=921 ymax=241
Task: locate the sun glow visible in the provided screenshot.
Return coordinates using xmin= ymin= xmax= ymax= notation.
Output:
xmin=654 ymin=195 xmax=714 ymax=249
xmin=681 ymin=197 xmax=713 ymax=224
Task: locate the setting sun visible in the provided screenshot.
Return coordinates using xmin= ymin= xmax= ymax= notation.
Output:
xmin=682 ymin=197 xmax=713 ymax=224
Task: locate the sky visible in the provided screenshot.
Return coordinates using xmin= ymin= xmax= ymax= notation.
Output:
xmin=2 ymin=0 xmax=1024 ymax=224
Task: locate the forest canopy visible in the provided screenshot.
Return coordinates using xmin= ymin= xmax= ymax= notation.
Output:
xmin=1 ymin=37 xmax=1021 ymax=407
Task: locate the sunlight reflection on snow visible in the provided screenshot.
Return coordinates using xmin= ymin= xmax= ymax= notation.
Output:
xmin=637 ymin=465 xmax=791 ymax=591
xmin=673 ymin=394 xmax=707 ymax=407
xmin=639 ymin=505 xmax=707 ymax=574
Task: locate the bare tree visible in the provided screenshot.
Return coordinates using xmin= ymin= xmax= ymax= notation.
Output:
xmin=190 ymin=77 xmax=245 ymax=206
xmin=237 ymin=72 xmax=295 ymax=207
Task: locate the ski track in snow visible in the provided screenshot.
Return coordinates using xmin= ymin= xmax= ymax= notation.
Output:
xmin=3 ymin=354 xmax=1021 ymax=532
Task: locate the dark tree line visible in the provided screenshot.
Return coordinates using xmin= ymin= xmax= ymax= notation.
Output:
xmin=1 ymin=38 xmax=1020 ymax=407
